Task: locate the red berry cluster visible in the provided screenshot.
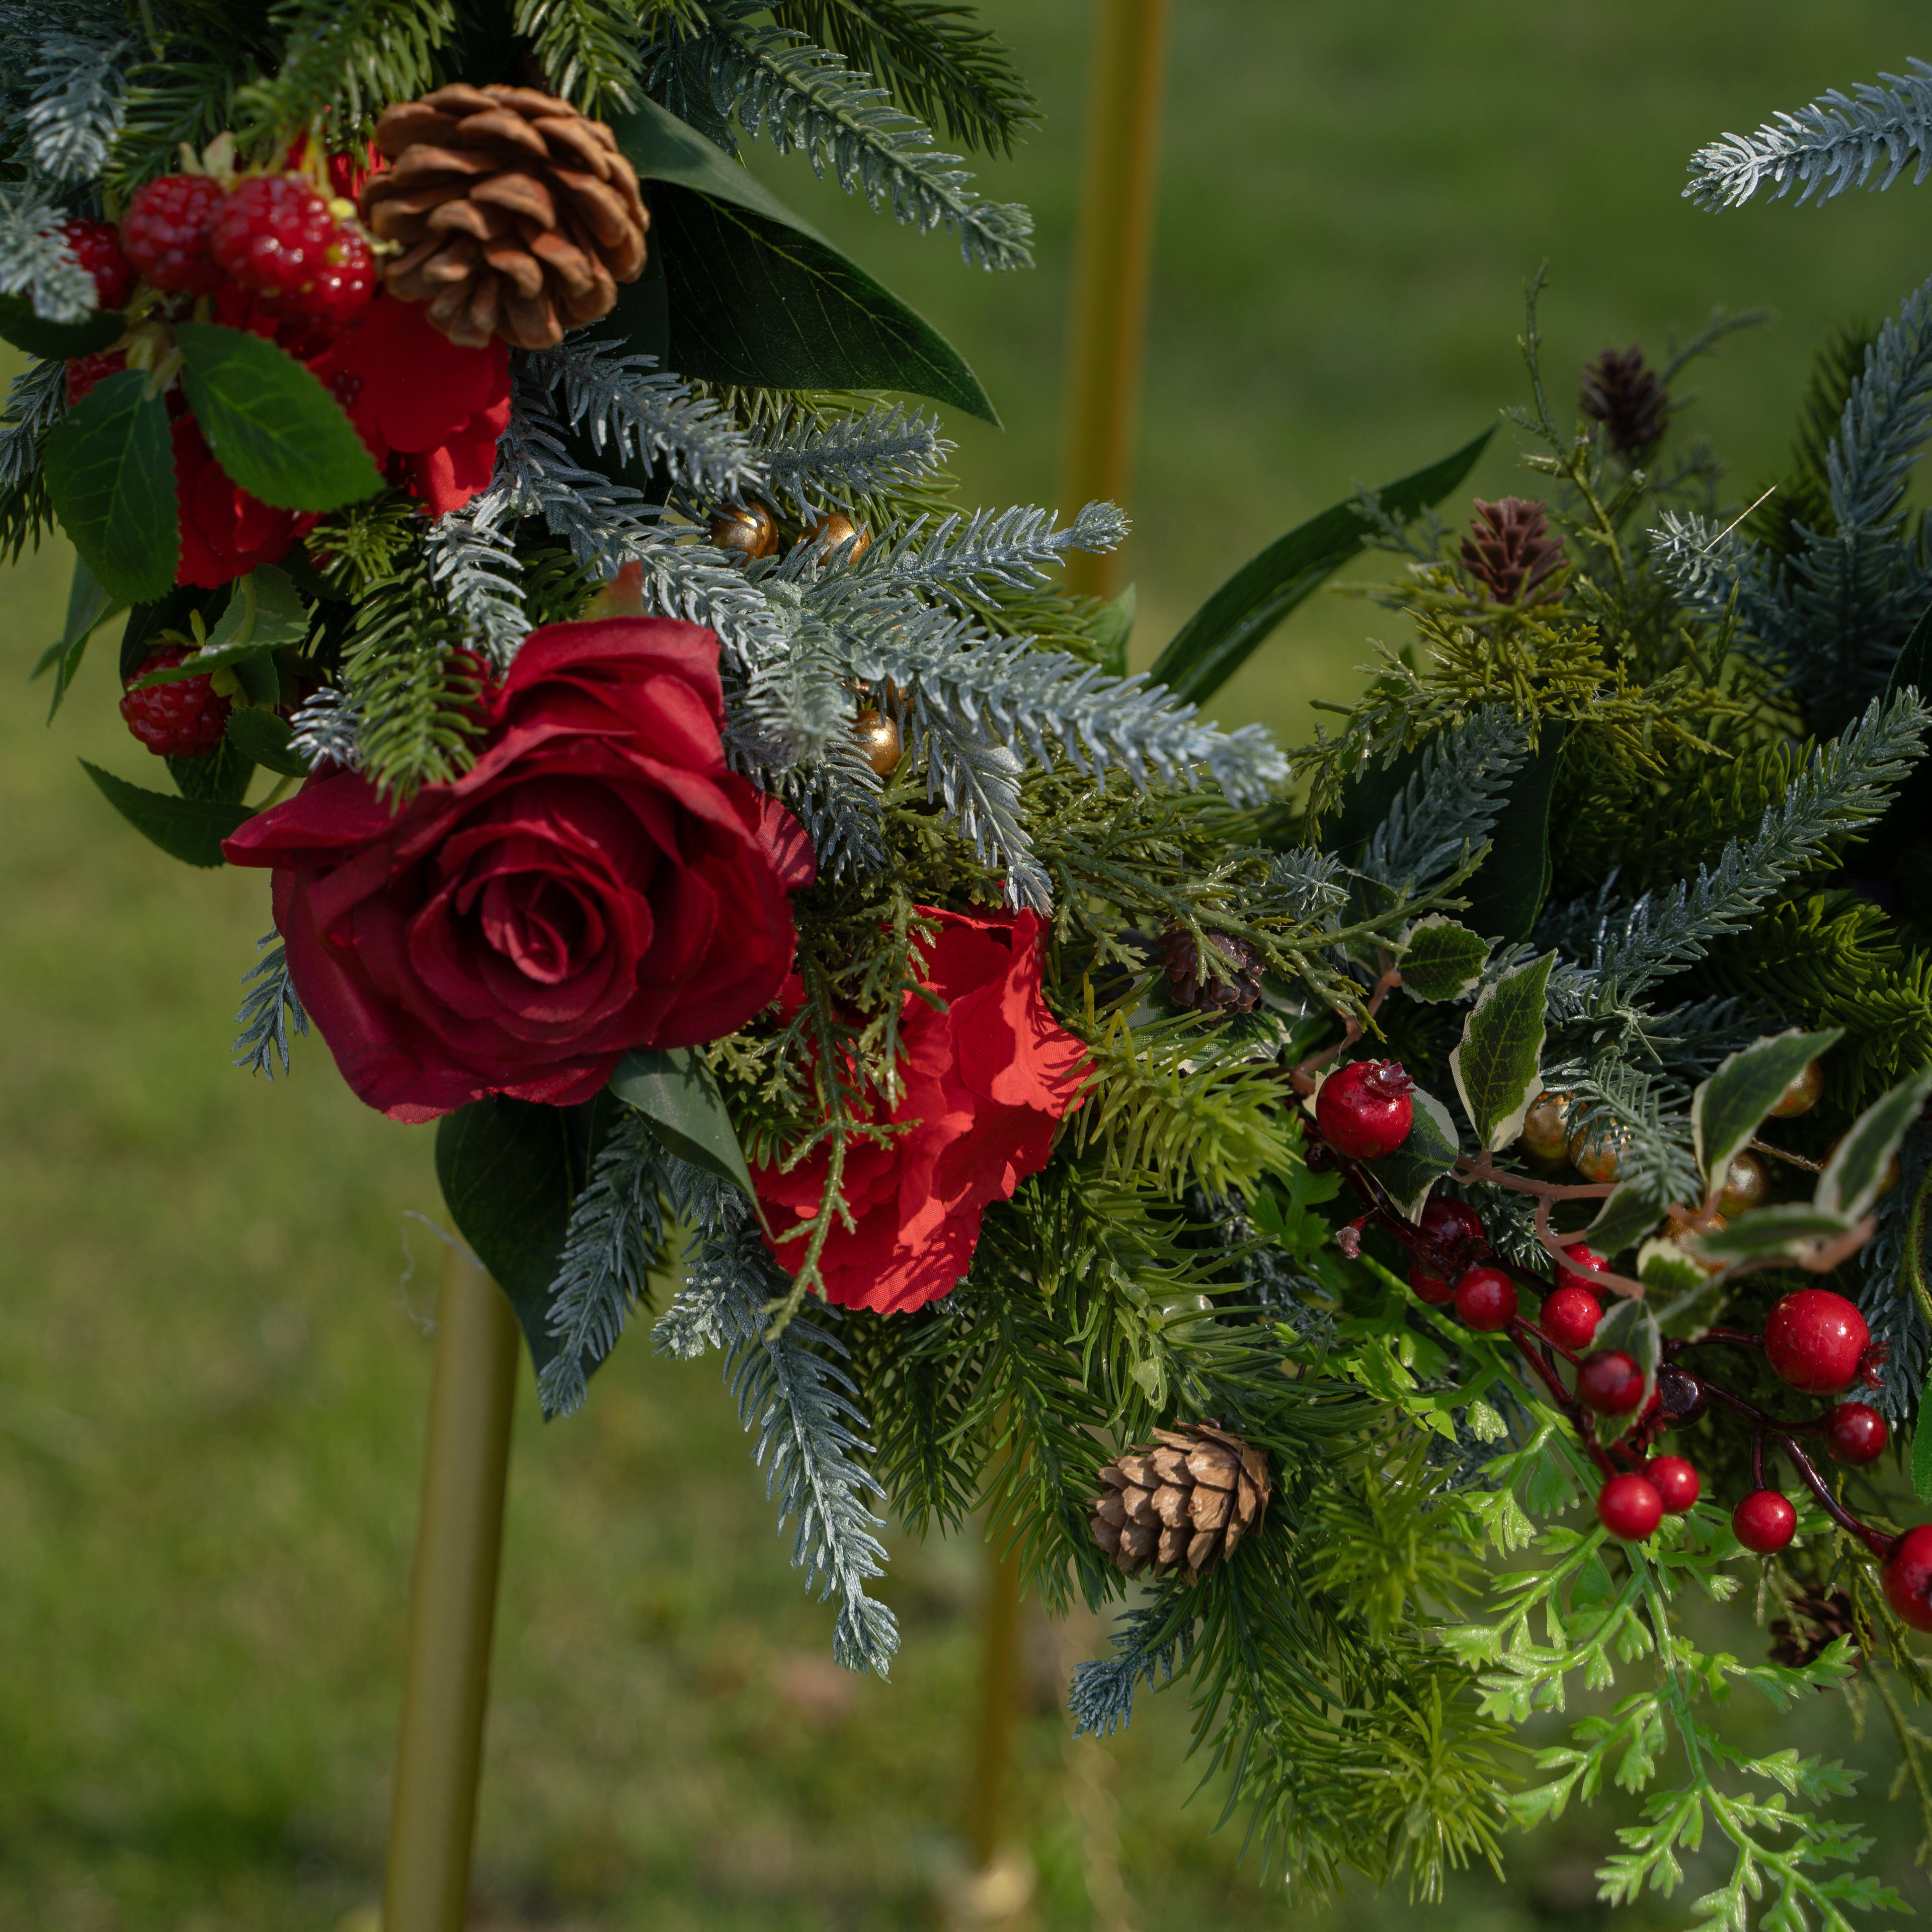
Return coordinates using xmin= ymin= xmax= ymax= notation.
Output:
xmin=120 ymin=643 xmax=232 ymax=758
xmin=1310 ymin=1054 xmax=1926 ymax=1635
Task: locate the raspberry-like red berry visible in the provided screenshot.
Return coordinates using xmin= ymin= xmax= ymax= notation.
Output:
xmin=1732 ymin=1489 xmax=1797 ymax=1554
xmin=1539 ymin=1283 xmax=1602 ymax=1353
xmin=1408 ymin=1263 xmax=1455 ymax=1307
xmin=65 ymin=350 xmax=127 ymax=405
xmin=1454 ymin=1266 xmax=1517 ymax=1331
xmin=1884 ymin=1524 xmax=1932 ymax=1632
xmin=1598 ymin=1473 xmax=1663 ymax=1541
xmin=1647 ymin=1455 xmax=1700 ymax=1513
xmin=1577 ymin=1350 xmax=1646 ymax=1415
xmin=1557 ymin=1240 xmax=1608 ymax=1292
xmin=1764 ymin=1290 xmax=1870 ymax=1394
xmin=120 ymin=644 xmax=231 ymax=757
xmin=120 ymin=174 xmax=227 ymax=294
xmin=210 ymin=175 xmax=377 ymax=327
xmin=60 ymin=218 xmax=135 ymax=310
xmin=1823 ymin=1402 xmax=1887 ymax=1466
xmin=1315 ymin=1060 xmax=1414 ymax=1160
xmin=305 ymin=230 xmax=377 ymax=326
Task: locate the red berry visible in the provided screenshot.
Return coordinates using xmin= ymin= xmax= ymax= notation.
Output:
xmin=119 ymin=644 xmax=231 ymax=757
xmin=1556 ymin=1240 xmax=1608 ymax=1291
xmin=1539 ymin=1283 xmax=1602 ymax=1353
xmin=1421 ymin=1196 xmax=1484 ymax=1247
xmin=65 ymin=350 xmax=127 ymax=405
xmin=1646 ymin=1455 xmax=1700 ymax=1512
xmin=1763 ymin=1290 xmax=1870 ymax=1394
xmin=1883 ymin=1524 xmax=1932 ymax=1632
xmin=1823 ymin=1402 xmax=1887 ymax=1466
xmin=1315 ymin=1060 xmax=1414 ymax=1160
xmin=1598 ymin=1473 xmax=1663 ymax=1541
xmin=305 ymin=230 xmax=377 ymax=326
xmin=1408 ymin=1264 xmax=1455 ymax=1307
xmin=1577 ymin=1350 xmax=1646 ymax=1415
xmin=1656 ymin=1367 xmax=1708 ymax=1426
xmin=210 ymin=176 xmax=377 ymax=327
xmin=120 ymin=174 xmax=227 ymax=294
xmin=60 ymin=218 xmax=134 ymax=310
xmin=1454 ymin=1266 xmax=1518 ymax=1331
xmin=1732 ymin=1489 xmax=1797 ymax=1554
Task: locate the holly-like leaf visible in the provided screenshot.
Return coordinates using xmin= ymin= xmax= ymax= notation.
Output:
xmin=79 ymin=758 xmax=253 ymax=867
xmin=1584 ymin=1182 xmax=1665 ymax=1259
xmin=1367 ymin=1084 xmax=1460 ymax=1223
xmin=0 ymin=293 xmax=123 ymax=359
xmin=1689 ymin=1203 xmax=1855 ymax=1262
xmin=174 ymin=321 xmax=384 ymax=511
xmin=31 ymin=556 xmax=125 ymax=717
xmin=1399 ymin=916 xmax=1489 ymax=1003
xmin=1639 ymin=1239 xmax=1726 ymax=1338
xmin=1148 ymin=429 xmax=1491 ymax=705
xmin=42 ymin=369 xmax=179 ymax=603
xmin=1450 ymin=952 xmax=1554 ymax=1151
xmin=1593 ymin=1297 xmax=1662 ymax=1439
xmin=225 ymin=707 xmax=308 ymax=775
xmin=609 ymin=1046 xmax=755 ymax=1197
xmin=1691 ymin=1027 xmax=1841 ymax=1203
xmin=134 ymin=566 xmax=310 ymax=685
xmin=1816 ymin=1063 xmax=1932 ymax=1222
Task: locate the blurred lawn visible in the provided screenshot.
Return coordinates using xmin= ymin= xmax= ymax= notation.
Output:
xmin=5 ymin=3 xmax=1932 ymax=1927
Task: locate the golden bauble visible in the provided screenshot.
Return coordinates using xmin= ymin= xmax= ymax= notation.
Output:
xmin=1519 ymin=1091 xmax=1570 ymax=1166
xmin=1664 ymin=1208 xmax=1727 ymax=1274
xmin=1715 ymin=1148 xmax=1769 ymax=1217
xmin=852 ymin=706 xmax=901 ymax=776
xmin=811 ymin=512 xmax=870 ymax=563
xmin=1768 ymin=1058 xmax=1825 ymax=1118
xmin=709 ymin=501 xmax=779 ymax=562
xmin=1567 ymin=1116 xmax=1631 ymax=1186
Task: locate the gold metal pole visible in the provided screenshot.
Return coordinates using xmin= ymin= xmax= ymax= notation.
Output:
xmin=382 ymin=1237 xmax=521 ymax=1932
xmin=1060 ymin=0 xmax=1175 ymax=603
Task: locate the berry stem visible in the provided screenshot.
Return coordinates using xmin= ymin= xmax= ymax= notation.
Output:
xmin=1700 ymin=1384 xmax=1893 ymax=1558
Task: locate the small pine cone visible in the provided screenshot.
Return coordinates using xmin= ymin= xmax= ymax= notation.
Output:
xmin=1460 ymin=497 xmax=1567 ymax=605
xmin=1159 ymin=927 xmax=1264 ymax=1015
xmin=1768 ymin=1588 xmax=1862 ymax=1670
xmin=1579 ymin=345 xmax=1668 ymax=454
xmin=360 ymin=83 xmax=649 ymax=350
xmin=1089 ymin=1423 xmax=1270 ymax=1582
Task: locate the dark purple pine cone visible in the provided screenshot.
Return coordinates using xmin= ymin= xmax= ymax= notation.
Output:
xmin=1160 ymin=928 xmax=1264 ymax=1015
xmin=1460 ymin=497 xmax=1567 ymax=605
xmin=1767 ymin=1588 xmax=1861 ymax=1669
xmin=1580 ymin=344 xmax=1668 ymax=454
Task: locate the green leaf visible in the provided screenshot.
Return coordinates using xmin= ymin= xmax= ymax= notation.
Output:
xmin=0 ymin=292 xmax=123 ymax=359
xmin=1879 ymin=600 xmax=1932 ymax=849
xmin=1914 ymin=1372 xmax=1932 ymax=1503
xmin=31 ymin=556 xmax=125 ymax=717
xmin=612 ymin=98 xmax=996 ymax=422
xmin=134 ymin=566 xmax=310 ymax=685
xmin=174 ymin=322 xmax=384 ymax=512
xmin=1091 ymin=584 xmax=1135 ymax=678
xmin=1399 ymin=916 xmax=1489 ymax=1003
xmin=1584 ymin=1182 xmax=1665 ymax=1258
xmin=435 ymin=1093 xmax=624 ymax=1383
xmin=1460 ymin=725 xmax=1567 ymax=944
xmin=42 ymin=369 xmax=179 ymax=603
xmin=1816 ymin=1063 xmax=1932 ymax=1222
xmin=79 ymin=758 xmax=252 ymax=867
xmin=168 ymin=737 xmax=255 ymax=802
xmin=1593 ymin=1297 xmax=1662 ymax=1438
xmin=609 ymin=1046 xmax=755 ymax=1197
xmin=1691 ymin=1028 xmax=1841 ymax=1202
xmin=226 ymin=707 xmax=309 ymax=775
xmin=1367 ymin=1083 xmax=1460 ymax=1223
xmin=1147 ymin=429 xmax=1491 ymax=705
xmin=1690 ymin=1203 xmax=1855 ymax=1262
xmin=1450 ymin=952 xmax=1554 ymax=1151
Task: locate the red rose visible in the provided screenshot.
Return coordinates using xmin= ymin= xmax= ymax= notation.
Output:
xmin=222 ymin=617 xmax=814 ymax=1124
xmin=173 ymin=416 xmax=317 ymax=587
xmin=754 ymin=910 xmax=1088 ymax=1314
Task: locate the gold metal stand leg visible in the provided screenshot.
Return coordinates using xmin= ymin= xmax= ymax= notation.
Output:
xmin=381 ymin=1238 xmax=520 ymax=1932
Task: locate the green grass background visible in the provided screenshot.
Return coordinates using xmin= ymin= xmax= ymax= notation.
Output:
xmin=5 ymin=3 xmax=1932 ymax=1926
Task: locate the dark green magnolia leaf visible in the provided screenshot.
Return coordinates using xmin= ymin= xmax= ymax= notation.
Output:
xmin=1399 ymin=916 xmax=1488 ymax=1003
xmin=1450 ymin=952 xmax=1554 ymax=1151
xmin=435 ymin=1092 xmax=624 ymax=1383
xmin=31 ymin=556 xmax=125 ymax=717
xmin=1147 ymin=429 xmax=1491 ymax=705
xmin=1459 ymin=726 xmax=1566 ymax=945
xmin=79 ymin=758 xmax=252 ymax=866
xmin=42 ymin=369 xmax=179 ymax=603
xmin=135 ymin=566 xmax=309 ymax=686
xmin=1592 ymin=1297 xmax=1661 ymax=1441
xmin=1691 ymin=1027 xmax=1842 ymax=1201
xmin=0 ymin=293 xmax=123 ymax=359
xmin=1817 ymin=1063 xmax=1932 ymax=1222
xmin=1367 ymin=1085 xmax=1460 ymax=1223
xmin=1583 ymin=1181 xmax=1664 ymax=1257
xmin=175 ymin=321 xmax=384 ymax=512
xmin=609 ymin=1046 xmax=755 ymax=1197
xmin=226 ymin=707 xmax=309 ymax=775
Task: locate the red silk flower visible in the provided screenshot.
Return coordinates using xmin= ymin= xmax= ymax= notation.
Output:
xmin=173 ymin=416 xmax=317 ymax=588
xmin=754 ymin=910 xmax=1089 ymax=1314
xmin=223 ymin=618 xmax=814 ymax=1124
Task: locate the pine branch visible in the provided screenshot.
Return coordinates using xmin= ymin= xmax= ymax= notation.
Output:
xmin=844 ymin=500 xmax=1129 ymax=606
xmin=516 ymin=0 xmax=645 ymax=112
xmin=232 ymin=931 xmax=308 ymax=1078
xmin=287 ymin=684 xmax=366 ymax=771
xmin=1070 ymin=1590 xmax=1199 ymax=1736
xmin=0 ymin=186 xmax=98 ymax=324
xmin=764 ymin=743 xmax=889 ymax=879
xmin=1860 ymin=1121 xmax=1932 ymax=1429
xmin=0 ymin=356 xmax=65 ymax=558
xmin=109 ymin=45 xmax=260 ymax=196
xmin=1359 ymin=706 xmax=1528 ymax=889
xmin=1686 ymin=57 xmax=1932 ymax=211
xmin=235 ymin=0 xmax=454 ymax=151
xmin=26 ymin=24 xmax=130 ymax=180
xmin=424 ymin=502 xmax=530 ymax=665
xmin=755 ymin=399 xmax=951 ymax=517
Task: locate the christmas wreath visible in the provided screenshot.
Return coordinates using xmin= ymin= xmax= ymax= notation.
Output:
xmin=11 ymin=5 xmax=1932 ymax=1917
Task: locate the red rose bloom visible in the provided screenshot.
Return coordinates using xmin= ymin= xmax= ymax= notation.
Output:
xmin=754 ymin=910 xmax=1089 ymax=1314
xmin=173 ymin=416 xmax=318 ymax=587
xmin=222 ymin=618 xmax=814 ymax=1124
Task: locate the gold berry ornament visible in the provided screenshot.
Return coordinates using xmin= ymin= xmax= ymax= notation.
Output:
xmin=810 ymin=512 xmax=870 ymax=562
xmin=1715 ymin=1148 xmax=1769 ymax=1216
xmin=851 ymin=707 xmax=901 ymax=776
xmin=1089 ymin=1423 xmax=1270 ymax=1581
xmin=709 ymin=502 xmax=780 ymax=562
xmin=1518 ymin=1090 xmax=1570 ymax=1166
xmin=1567 ymin=1114 xmax=1631 ymax=1185
xmin=360 ymin=83 xmax=649 ymax=349
xmin=1768 ymin=1058 xmax=1825 ymax=1117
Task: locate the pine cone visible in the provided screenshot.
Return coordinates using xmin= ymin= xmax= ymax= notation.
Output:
xmin=1159 ymin=927 xmax=1264 ymax=1015
xmin=1089 ymin=1423 xmax=1270 ymax=1581
xmin=359 ymin=83 xmax=649 ymax=350
xmin=1580 ymin=345 xmax=1668 ymax=454
xmin=1460 ymin=497 xmax=1567 ymax=605
xmin=1768 ymin=1588 xmax=1862 ymax=1669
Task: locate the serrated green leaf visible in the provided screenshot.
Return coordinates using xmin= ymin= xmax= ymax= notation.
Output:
xmin=1450 ymin=952 xmax=1554 ymax=1150
xmin=1816 ymin=1063 xmax=1932 ymax=1222
xmin=79 ymin=758 xmax=252 ymax=867
xmin=1366 ymin=1083 xmax=1459 ymax=1222
xmin=175 ymin=321 xmax=384 ymax=512
xmin=225 ymin=707 xmax=308 ymax=775
xmin=1637 ymin=1238 xmax=1708 ymax=1298
xmin=1691 ymin=1028 xmax=1841 ymax=1202
xmin=134 ymin=566 xmax=310 ymax=685
xmin=42 ymin=369 xmax=179 ymax=603
xmin=31 ymin=555 xmax=125 ymax=717
xmin=0 ymin=292 xmax=123 ymax=359
xmin=609 ymin=1046 xmax=754 ymax=1197
xmin=1399 ymin=915 xmax=1489 ymax=1002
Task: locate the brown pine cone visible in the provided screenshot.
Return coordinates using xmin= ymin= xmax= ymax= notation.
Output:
xmin=1159 ymin=927 xmax=1264 ymax=1015
xmin=1580 ymin=345 xmax=1668 ymax=454
xmin=1089 ymin=1423 xmax=1270 ymax=1582
xmin=359 ymin=83 xmax=649 ymax=350
xmin=1460 ymin=497 xmax=1567 ymax=606
xmin=1768 ymin=1587 xmax=1862 ymax=1669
